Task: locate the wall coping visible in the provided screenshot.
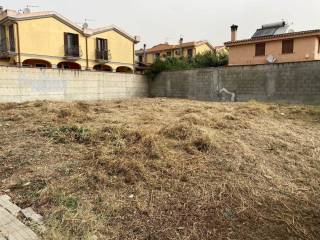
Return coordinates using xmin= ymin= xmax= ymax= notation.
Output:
xmin=158 ymin=60 xmax=320 ymax=74
xmin=0 ymin=65 xmax=142 ymax=76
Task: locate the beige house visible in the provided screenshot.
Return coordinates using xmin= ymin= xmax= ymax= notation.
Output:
xmin=225 ymin=22 xmax=320 ymax=66
xmin=136 ymin=39 xmax=216 ymax=65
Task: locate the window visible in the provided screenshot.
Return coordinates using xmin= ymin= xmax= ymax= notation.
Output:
xmin=155 ymin=53 xmax=160 ymax=58
xmin=187 ymin=49 xmax=193 ymax=58
xmin=282 ymin=39 xmax=294 ymax=54
xmin=166 ymin=51 xmax=172 ymax=57
xmin=0 ymin=26 xmax=6 ymax=51
xmin=64 ymin=33 xmax=79 ymax=57
xmin=96 ymin=38 xmax=108 ymax=60
xmin=255 ymin=43 xmax=265 ymax=56
xmin=175 ymin=49 xmax=181 ymax=56
xmin=8 ymin=25 xmax=15 ymax=52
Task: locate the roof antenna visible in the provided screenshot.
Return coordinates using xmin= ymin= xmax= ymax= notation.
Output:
xmin=179 ymin=34 xmax=184 ymax=44
xmin=82 ymin=18 xmax=94 ymax=29
xmin=24 ymin=4 xmax=39 ymax=13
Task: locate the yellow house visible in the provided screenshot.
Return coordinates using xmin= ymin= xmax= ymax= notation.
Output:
xmin=136 ymin=39 xmax=216 ymax=65
xmin=0 ymin=7 xmax=139 ymax=72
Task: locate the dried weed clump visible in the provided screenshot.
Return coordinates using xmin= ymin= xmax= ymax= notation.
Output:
xmin=161 ymin=121 xmax=217 ymax=154
xmin=0 ymin=98 xmax=319 ymax=240
xmin=41 ymin=124 xmax=92 ymax=144
xmin=97 ymin=125 xmax=163 ymax=159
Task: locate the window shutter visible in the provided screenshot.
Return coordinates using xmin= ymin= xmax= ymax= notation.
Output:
xmin=282 ymin=39 xmax=294 ymax=54
xmin=96 ymin=38 xmax=99 ymax=50
xmin=0 ymin=26 xmax=6 ymax=51
xmin=255 ymin=43 xmax=265 ymax=56
xmin=64 ymin=33 xmax=68 ymax=55
xmin=8 ymin=25 xmax=15 ymax=52
xmin=96 ymin=38 xmax=100 ymax=59
xmin=75 ymin=34 xmax=79 ymax=57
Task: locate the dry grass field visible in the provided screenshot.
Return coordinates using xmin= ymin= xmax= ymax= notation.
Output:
xmin=0 ymin=98 xmax=320 ymax=240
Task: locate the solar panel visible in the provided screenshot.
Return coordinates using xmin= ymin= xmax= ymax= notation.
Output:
xmin=252 ymin=28 xmax=275 ymax=38
xmin=252 ymin=22 xmax=289 ymax=38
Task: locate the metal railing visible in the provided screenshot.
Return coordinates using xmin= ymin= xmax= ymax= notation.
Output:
xmin=0 ymin=41 xmax=7 ymax=52
xmin=64 ymin=45 xmax=82 ymax=58
xmin=96 ymin=49 xmax=109 ymax=61
xmin=0 ymin=38 xmax=15 ymax=53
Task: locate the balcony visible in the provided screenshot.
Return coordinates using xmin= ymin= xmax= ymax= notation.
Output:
xmin=95 ymin=49 xmax=109 ymax=63
xmin=64 ymin=45 xmax=82 ymax=60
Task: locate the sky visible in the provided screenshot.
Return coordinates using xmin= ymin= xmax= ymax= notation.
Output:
xmin=1 ymin=0 xmax=320 ymax=49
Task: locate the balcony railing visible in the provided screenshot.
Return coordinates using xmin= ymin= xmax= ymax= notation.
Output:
xmin=0 ymin=42 xmax=7 ymax=52
xmin=64 ymin=45 xmax=82 ymax=60
xmin=96 ymin=49 xmax=109 ymax=62
xmin=0 ymin=38 xmax=16 ymax=57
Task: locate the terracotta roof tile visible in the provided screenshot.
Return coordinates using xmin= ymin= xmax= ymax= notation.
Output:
xmin=147 ymin=41 xmax=212 ymax=53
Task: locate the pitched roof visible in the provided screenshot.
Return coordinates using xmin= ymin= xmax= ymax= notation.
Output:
xmin=0 ymin=9 xmax=139 ymax=43
xmin=146 ymin=41 xmax=214 ymax=53
xmin=225 ymin=29 xmax=320 ymax=47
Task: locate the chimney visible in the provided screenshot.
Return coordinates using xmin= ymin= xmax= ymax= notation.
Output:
xmin=231 ymin=24 xmax=238 ymax=42
xmin=143 ymin=44 xmax=147 ymax=63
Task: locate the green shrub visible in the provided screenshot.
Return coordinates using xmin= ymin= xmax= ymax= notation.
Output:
xmin=145 ymin=50 xmax=228 ymax=79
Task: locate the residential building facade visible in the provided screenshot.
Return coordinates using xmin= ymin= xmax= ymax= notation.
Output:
xmin=136 ymin=39 xmax=216 ymax=65
xmin=225 ymin=22 xmax=320 ymax=66
xmin=0 ymin=8 xmax=139 ymax=72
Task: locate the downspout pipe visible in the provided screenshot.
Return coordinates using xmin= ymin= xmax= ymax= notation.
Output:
xmin=85 ymin=36 xmax=89 ymax=70
xmin=132 ymin=42 xmax=135 ymax=74
xmin=14 ymin=21 xmax=21 ymax=67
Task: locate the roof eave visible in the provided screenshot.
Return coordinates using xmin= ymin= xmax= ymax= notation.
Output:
xmin=204 ymin=42 xmax=216 ymax=51
xmin=225 ymin=30 xmax=320 ymax=47
xmin=2 ymin=14 xmax=84 ymax=34
xmin=0 ymin=12 xmax=139 ymax=43
xmin=90 ymin=25 xmax=139 ymax=43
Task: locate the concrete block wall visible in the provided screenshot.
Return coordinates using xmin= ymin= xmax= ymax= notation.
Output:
xmin=150 ymin=61 xmax=320 ymax=104
xmin=0 ymin=67 xmax=148 ymax=103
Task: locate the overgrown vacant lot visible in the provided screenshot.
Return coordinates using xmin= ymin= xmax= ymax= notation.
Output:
xmin=0 ymin=98 xmax=320 ymax=240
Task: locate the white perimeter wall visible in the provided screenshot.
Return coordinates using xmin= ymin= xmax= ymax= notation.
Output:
xmin=0 ymin=67 xmax=149 ymax=102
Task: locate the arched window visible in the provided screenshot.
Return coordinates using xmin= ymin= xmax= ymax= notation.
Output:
xmin=57 ymin=62 xmax=81 ymax=70
xmin=116 ymin=66 xmax=133 ymax=73
xmin=22 ymin=59 xmax=52 ymax=68
xmin=93 ymin=64 xmax=112 ymax=72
